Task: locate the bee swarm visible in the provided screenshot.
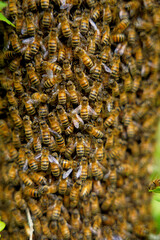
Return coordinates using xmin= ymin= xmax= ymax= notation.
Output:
xmin=0 ymin=0 xmax=160 ymax=239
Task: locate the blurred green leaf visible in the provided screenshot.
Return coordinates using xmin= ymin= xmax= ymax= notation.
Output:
xmin=0 ymin=13 xmax=15 ymax=27
xmin=149 ymin=187 xmax=160 ymax=193
xmin=0 ymin=1 xmax=7 ymax=10
xmin=0 ymin=221 xmax=5 ymax=232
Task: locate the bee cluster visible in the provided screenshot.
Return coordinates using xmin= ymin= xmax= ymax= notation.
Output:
xmin=0 ymin=0 xmax=160 ymax=239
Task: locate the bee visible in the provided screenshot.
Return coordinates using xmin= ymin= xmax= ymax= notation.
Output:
xmin=59 ymin=175 xmax=68 ymax=195
xmin=83 ymin=218 xmax=92 ymax=240
xmin=26 ymin=12 xmax=35 ymax=37
xmin=117 ymin=164 xmax=133 ymax=176
xmin=8 ymin=163 xmax=17 ymax=182
xmin=133 ymin=223 xmax=148 ymax=237
xmin=59 ymin=13 xmax=71 ymax=38
xmin=75 ymin=132 xmax=85 ymax=157
xmin=41 ymin=0 xmax=49 ymax=9
xmin=65 ymin=123 xmax=74 ymax=135
xmin=32 ymin=129 xmax=42 ymax=153
xmin=56 ymin=105 xmax=70 ymax=128
xmin=105 ymin=128 xmax=114 ymax=149
xmin=128 ymin=27 xmax=136 ymax=45
xmin=66 ymin=81 xmax=79 ymax=105
xmin=63 ymin=60 xmax=73 ymax=80
xmin=55 ymin=133 xmax=66 ymax=151
xmin=17 ymin=147 xmax=26 ymax=169
xmin=70 ymin=181 xmax=81 ymax=208
xmin=30 ymin=31 xmax=43 ymax=56
xmin=25 ymin=149 xmax=38 ymax=171
xmin=71 ymin=209 xmax=81 ymax=231
xmin=28 ymin=199 xmax=42 ymax=218
xmin=90 ymin=154 xmax=104 ymax=180
xmin=34 ymin=53 xmax=43 ymax=73
xmin=90 ymin=193 xmax=100 ymax=215
xmin=23 ymin=115 xmax=33 ymax=141
xmin=39 ymin=183 xmax=58 ymax=195
xmin=125 ymin=1 xmax=140 ymax=17
xmin=76 ymin=157 xmax=88 ymax=180
xmin=111 ymin=53 xmax=120 ymax=80
xmin=15 ymin=10 xmax=24 ymax=34
xmin=111 ymin=34 xmax=125 ymax=43
xmin=102 ymin=1 xmax=112 ymax=24
xmin=127 ymin=121 xmax=136 ymax=138
xmin=121 ymin=71 xmax=132 ymax=92
xmin=31 ymin=92 xmax=48 ymax=104
xmin=12 ymin=128 xmax=21 ymax=149
xmin=9 ymin=106 xmax=23 ymax=128
xmin=73 ymin=97 xmax=97 ymax=122
xmin=140 ymin=32 xmax=154 ymax=53
xmin=48 ymin=28 xmax=58 ymax=59
xmin=33 ymin=218 xmax=42 ymax=236
xmin=14 ymin=190 xmax=27 ymax=211
xmin=93 ymin=97 xmax=103 ymax=119
xmin=65 ymin=138 xmax=75 ymax=159
xmin=80 ymin=179 xmax=92 ymax=198
xmin=11 ymin=209 xmax=25 ymax=226
xmin=8 ymin=0 xmax=17 ymax=17
xmin=9 ymin=57 xmax=22 ymax=72
xmin=89 ymin=79 xmax=102 ymax=101
xmin=102 ymin=24 xmax=110 ymax=45
xmin=39 ymin=120 xmax=51 ymax=145
xmin=29 ymin=172 xmax=47 ymax=185
xmin=52 ymin=196 xmax=63 ymax=220
xmin=6 ymin=88 xmax=18 ymax=107
xmin=48 ymin=136 xmax=57 ymax=152
xmin=104 ymin=107 xmax=120 ymax=128
xmin=153 ymin=8 xmax=160 ymax=28
xmin=28 ymin=0 xmax=37 ymax=11
xmin=80 ymin=9 xmax=90 ymax=35
xmin=23 ymin=186 xmax=40 ymax=198
xmin=38 ymin=103 xmax=49 ymax=118
xmin=91 ymin=3 xmax=101 ymax=22
xmin=26 ymin=63 xmax=40 ymax=87
xmin=13 ymin=71 xmax=24 ymax=95
xmin=24 ymin=45 xmax=31 ymax=62
xmin=58 ymin=217 xmax=70 ymax=240
xmin=75 ymin=47 xmax=94 ymax=69
xmin=41 ymin=217 xmax=52 ymax=238
xmin=128 ymin=56 xmax=137 ymax=77
xmin=19 ymin=171 xmax=34 ymax=186
xmin=58 ymin=43 xmax=65 ymax=62
xmin=49 ymin=221 xmax=58 ymax=236
xmin=85 ymin=124 xmax=103 ymax=138
xmin=48 ymin=112 xmax=62 ymax=135
xmin=40 ymin=148 xmax=50 ymax=171
xmin=113 ymin=19 xmax=130 ymax=34
xmin=75 ymin=68 xmax=90 ymax=92
xmin=21 ymin=93 xmax=36 ymax=116
xmin=72 ymin=23 xmax=80 ymax=48
xmin=100 ymin=45 xmax=111 ymax=64
xmin=0 ymin=120 xmax=11 ymax=143
xmin=95 ymin=138 xmax=105 ymax=162
xmin=42 ymin=7 xmax=53 ymax=30
xmin=50 ymin=152 xmax=61 ymax=177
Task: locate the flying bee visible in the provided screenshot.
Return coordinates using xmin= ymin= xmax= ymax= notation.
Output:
xmin=102 ymin=24 xmax=110 ymax=45
xmin=75 ymin=47 xmax=94 ymax=69
xmin=104 ymin=107 xmax=120 ymax=128
xmin=89 ymin=79 xmax=102 ymax=101
xmin=70 ymin=181 xmax=81 ymax=208
xmin=6 ymin=88 xmax=18 ymax=107
xmin=26 ymin=63 xmax=40 ymax=87
xmin=75 ymin=68 xmax=90 ymax=92
xmin=13 ymin=71 xmax=24 ymax=95
xmin=39 ymin=120 xmax=51 ymax=145
xmin=42 ymin=7 xmax=53 ymax=30
xmin=48 ymin=28 xmax=58 ymax=59
xmin=72 ymin=97 xmax=97 ymax=122
xmin=26 ymin=12 xmax=35 ymax=37
xmin=58 ymin=13 xmax=71 ymax=38
xmin=80 ymin=9 xmax=90 ymax=35
xmin=26 ymin=149 xmax=39 ymax=171
xmin=85 ymin=124 xmax=103 ymax=138
xmin=23 ymin=115 xmax=33 ymax=141
xmin=9 ymin=31 xmax=21 ymax=54
xmin=29 ymin=172 xmax=47 ymax=185
xmin=102 ymin=1 xmax=112 ymax=24
xmin=9 ymin=106 xmax=23 ymax=128
xmin=58 ymin=217 xmax=70 ymax=240
xmin=50 ymin=152 xmax=61 ymax=177
xmin=9 ymin=57 xmax=22 ymax=72
xmin=56 ymin=105 xmax=70 ymax=128
xmin=19 ymin=171 xmax=34 ymax=186
xmin=12 ymin=128 xmax=21 ymax=148
xmin=21 ymin=93 xmax=36 ymax=116
xmin=72 ymin=23 xmax=80 ymax=48
xmin=48 ymin=112 xmax=62 ymax=135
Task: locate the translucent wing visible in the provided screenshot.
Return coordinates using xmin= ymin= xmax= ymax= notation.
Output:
xmin=63 ymin=169 xmax=73 ymax=179
xmin=102 ymin=63 xmax=112 ymax=73
xmin=35 ymin=153 xmax=42 ymax=159
xmin=48 ymin=155 xmax=59 ymax=165
xmin=76 ymin=166 xmax=82 ymax=179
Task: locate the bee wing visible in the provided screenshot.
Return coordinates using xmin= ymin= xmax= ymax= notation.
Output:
xmin=48 ymin=155 xmax=59 ymax=165
xmin=25 ymin=138 xmax=33 ymax=148
xmin=72 ymin=118 xmax=79 ymax=129
xmin=76 ymin=166 xmax=82 ymax=179
xmin=63 ymin=168 xmax=73 ymax=179
xmin=35 ymin=153 xmax=42 ymax=159
xmin=23 ymin=160 xmax=28 ymax=171
xmin=22 ymin=37 xmax=35 ymax=44
xmin=88 ymin=106 xmax=97 ymax=116
xmin=102 ymin=63 xmax=112 ymax=73
xmin=46 ymin=69 xmax=53 ymax=78
xmin=49 ymin=128 xmax=59 ymax=137
xmin=89 ymin=19 xmax=99 ymax=32
xmin=103 ymin=170 xmax=111 ymax=180
xmin=72 ymin=105 xmax=81 ymax=114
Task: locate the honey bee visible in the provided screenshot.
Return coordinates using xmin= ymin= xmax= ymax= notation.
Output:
xmin=140 ymin=32 xmax=154 ymax=53
xmin=40 ymin=148 xmax=50 ymax=171
xmin=58 ymin=217 xmax=70 ymax=240
xmin=33 ymin=217 xmax=42 ymax=236
xmin=65 ymin=138 xmax=75 ymax=159
xmin=15 ymin=10 xmax=24 ymax=34
xmin=24 ymin=45 xmax=31 ymax=62
xmin=89 ymin=79 xmax=102 ymax=101
xmin=41 ymin=217 xmax=52 ymax=238
xmin=56 ymin=105 xmax=70 ymax=128
xmin=25 ymin=149 xmax=38 ymax=171
xmin=8 ymin=0 xmax=17 ymax=17
xmin=26 ymin=63 xmax=40 ymax=87
xmin=28 ymin=199 xmax=42 ymax=218
xmin=83 ymin=218 xmax=92 ymax=239
xmin=87 ymin=31 xmax=96 ymax=55
xmin=9 ymin=30 xmax=21 ymax=53
xmin=9 ymin=106 xmax=23 ymax=128
xmin=95 ymin=138 xmax=105 ymax=162
xmin=133 ymin=223 xmax=148 ymax=237
xmin=66 ymin=81 xmax=79 ymax=105
xmin=110 ymin=53 xmax=120 ymax=80
xmin=73 ymin=97 xmax=97 ymax=122
xmin=29 ymin=172 xmax=47 ymax=185
xmin=0 ymin=120 xmax=11 ymax=143
xmin=14 ymin=190 xmax=27 ymax=211
xmin=9 ymin=57 xmax=22 ymax=72
xmin=100 ymin=45 xmax=111 ymax=64
xmin=48 ymin=112 xmax=62 ymax=135
xmin=59 ymin=13 xmax=71 ymax=38
xmin=80 ymin=9 xmax=90 ymax=35
xmin=17 ymin=147 xmax=26 ymax=169
xmin=58 ymin=43 xmax=65 ymax=62
xmin=153 ymin=8 xmax=160 ymax=28
xmin=12 ymin=128 xmax=21 ymax=148
xmin=75 ymin=132 xmax=85 ymax=157
xmin=42 ymin=7 xmax=53 ymax=30
xmin=11 ymin=209 xmax=25 ymax=226
xmin=102 ymin=0 xmax=112 ymax=24
xmin=62 ymin=60 xmax=73 ymax=80
xmin=23 ymin=186 xmax=40 ymax=198
xmin=38 ymin=103 xmax=48 ymax=118
xmin=134 ymin=45 xmax=143 ymax=68
xmin=75 ymin=68 xmax=90 ymax=92
xmin=80 ymin=179 xmax=92 ymax=198
xmin=52 ymin=196 xmax=63 ymax=220
xmin=26 ymin=12 xmax=35 ymax=37
xmin=39 ymin=183 xmax=58 ymax=196
xmin=6 ymin=142 xmax=18 ymax=162
xmin=75 ymin=47 xmax=94 ymax=69
xmin=41 ymin=0 xmax=49 ymax=9
xmin=50 ymin=152 xmax=61 ymax=177
xmin=49 ymin=221 xmax=58 ymax=236
xmin=70 ymin=181 xmax=81 ymax=208
xmin=30 ymin=31 xmax=43 ymax=56
xmin=6 ymin=88 xmax=18 ymax=107
xmin=71 ymin=209 xmax=81 ymax=231
xmin=128 ymin=26 xmax=136 ymax=45
xmin=48 ymin=28 xmax=58 ymax=59
xmin=72 ymin=23 xmax=80 ymax=48
xmin=112 ymin=18 xmax=130 ymax=34
xmin=23 ymin=115 xmax=33 ymax=141
xmin=65 ymin=123 xmax=74 ymax=135
xmin=91 ymin=3 xmax=101 ymax=22
xmin=85 ymin=124 xmax=103 ymax=138
xmin=55 ymin=133 xmax=66 ymax=151
xmin=127 ymin=121 xmax=136 ymax=138
xmin=19 ymin=171 xmax=34 ymax=186
xmin=111 ymin=34 xmax=125 ymax=43
xmin=13 ymin=71 xmax=24 ymax=95
xmin=90 ymin=154 xmax=104 ymax=180
xmin=39 ymin=120 xmax=51 ymax=145
xmin=21 ymin=93 xmax=36 ymax=116
xmin=90 ymin=192 xmax=100 ymax=215
xmin=104 ymin=107 xmax=120 ymax=128
xmin=58 ymin=175 xmax=68 ymax=195
xmin=34 ymin=53 xmax=43 ymax=73
xmin=125 ymin=1 xmax=140 ymax=17
xmin=8 ymin=163 xmax=17 ymax=182
xmin=76 ymin=157 xmax=88 ymax=180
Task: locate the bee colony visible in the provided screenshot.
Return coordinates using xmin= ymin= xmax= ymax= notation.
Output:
xmin=0 ymin=0 xmax=160 ymax=239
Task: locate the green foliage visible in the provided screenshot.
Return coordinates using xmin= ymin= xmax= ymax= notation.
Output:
xmin=0 ymin=1 xmax=15 ymax=27
xmin=0 ymin=220 xmax=5 ymax=232
xmin=149 ymin=187 xmax=160 ymax=194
